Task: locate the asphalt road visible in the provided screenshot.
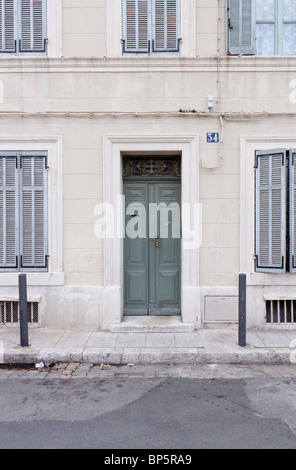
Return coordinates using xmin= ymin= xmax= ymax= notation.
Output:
xmin=0 ymin=364 xmax=296 ymax=450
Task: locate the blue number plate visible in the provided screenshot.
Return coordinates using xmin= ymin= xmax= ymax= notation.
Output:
xmin=207 ymin=133 xmax=219 ymax=143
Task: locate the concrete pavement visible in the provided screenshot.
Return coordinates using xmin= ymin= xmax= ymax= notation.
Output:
xmin=1 ymin=322 xmax=296 ymax=365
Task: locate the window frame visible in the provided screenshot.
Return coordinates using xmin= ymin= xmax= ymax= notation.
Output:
xmin=122 ymin=0 xmax=181 ymax=55
xmin=254 ymin=148 xmax=287 ymax=273
xmin=107 ymin=0 xmax=196 ymax=58
xmin=289 ymin=149 xmax=296 ymax=272
xmin=227 ymin=0 xmax=296 ymax=56
xmin=240 ymin=137 xmax=296 ymax=283
xmin=0 ymin=137 xmax=63 ymax=287
xmin=0 ymin=0 xmax=62 ymax=57
xmin=0 ymin=151 xmax=49 ymax=273
xmin=0 ymin=0 xmax=47 ymax=56
xmin=255 ymin=0 xmax=296 ymax=55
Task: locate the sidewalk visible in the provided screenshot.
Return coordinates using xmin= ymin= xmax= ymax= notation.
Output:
xmin=1 ymin=325 xmax=296 ymax=365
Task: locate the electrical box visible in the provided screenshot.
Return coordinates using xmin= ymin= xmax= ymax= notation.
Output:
xmin=204 ymin=295 xmax=238 ymax=322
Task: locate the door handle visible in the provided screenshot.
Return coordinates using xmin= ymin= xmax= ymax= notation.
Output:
xmin=155 ymin=237 xmax=159 ymax=248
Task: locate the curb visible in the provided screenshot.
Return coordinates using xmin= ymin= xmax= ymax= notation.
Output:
xmin=2 ymin=346 xmax=294 ymax=366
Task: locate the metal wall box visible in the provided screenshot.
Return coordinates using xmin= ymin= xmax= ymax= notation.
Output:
xmin=204 ymin=295 xmax=238 ymax=323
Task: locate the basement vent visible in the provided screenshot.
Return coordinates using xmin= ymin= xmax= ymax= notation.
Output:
xmin=0 ymin=301 xmax=39 ymax=325
xmin=265 ymin=299 xmax=296 ymax=325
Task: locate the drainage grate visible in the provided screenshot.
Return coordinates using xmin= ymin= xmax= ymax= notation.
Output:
xmin=0 ymin=301 xmax=39 ymax=325
xmin=266 ymin=299 xmax=296 ymax=324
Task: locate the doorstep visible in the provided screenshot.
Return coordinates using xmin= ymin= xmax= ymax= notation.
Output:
xmin=109 ymin=316 xmax=195 ymax=333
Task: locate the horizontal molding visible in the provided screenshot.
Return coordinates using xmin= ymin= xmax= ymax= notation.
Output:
xmin=0 ymin=273 xmax=64 ymax=287
xmin=0 ymin=56 xmax=296 ymax=73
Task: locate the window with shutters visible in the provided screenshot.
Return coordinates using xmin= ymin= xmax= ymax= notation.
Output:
xmin=0 ymin=152 xmax=48 ymax=272
xmin=0 ymin=0 xmax=47 ymax=55
xmin=227 ymin=0 xmax=296 ymax=55
xmin=255 ymin=149 xmax=296 ymax=273
xmin=122 ymin=0 xmax=181 ymax=54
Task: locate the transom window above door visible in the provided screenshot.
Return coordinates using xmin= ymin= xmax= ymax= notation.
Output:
xmin=227 ymin=0 xmax=296 ymax=56
xmin=122 ymin=0 xmax=181 ymax=54
xmin=0 ymin=0 xmax=47 ymax=55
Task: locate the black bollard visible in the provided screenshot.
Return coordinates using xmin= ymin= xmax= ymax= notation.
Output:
xmin=19 ymin=274 xmax=29 ymax=347
xmin=238 ymin=273 xmax=246 ymax=347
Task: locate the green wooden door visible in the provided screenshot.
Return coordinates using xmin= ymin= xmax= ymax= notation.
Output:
xmin=124 ymin=181 xmax=181 ymax=316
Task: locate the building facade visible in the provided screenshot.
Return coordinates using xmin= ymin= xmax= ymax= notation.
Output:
xmin=0 ymin=0 xmax=296 ymax=331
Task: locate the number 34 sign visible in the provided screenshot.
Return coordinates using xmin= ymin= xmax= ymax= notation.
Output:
xmin=207 ymin=133 xmax=219 ymax=143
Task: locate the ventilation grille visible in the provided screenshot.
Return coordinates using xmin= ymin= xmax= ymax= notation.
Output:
xmin=266 ymin=299 xmax=296 ymax=324
xmin=0 ymin=301 xmax=39 ymax=325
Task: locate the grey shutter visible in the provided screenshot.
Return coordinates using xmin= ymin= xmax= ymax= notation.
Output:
xmin=123 ymin=0 xmax=150 ymax=53
xmin=0 ymin=0 xmax=16 ymax=52
xmin=255 ymin=149 xmax=286 ymax=273
xmin=0 ymin=155 xmax=18 ymax=269
xmin=289 ymin=149 xmax=296 ymax=273
xmin=19 ymin=0 xmax=46 ymax=53
xmin=227 ymin=0 xmax=255 ymax=55
xmin=152 ymin=0 xmax=180 ymax=52
xmin=20 ymin=154 xmax=48 ymax=269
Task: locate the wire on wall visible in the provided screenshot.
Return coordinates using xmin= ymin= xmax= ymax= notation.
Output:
xmin=0 ymin=110 xmax=294 ymax=119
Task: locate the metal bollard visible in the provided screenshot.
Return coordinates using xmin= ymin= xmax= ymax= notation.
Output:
xmin=238 ymin=273 xmax=246 ymax=348
xmin=19 ymin=274 xmax=29 ymax=347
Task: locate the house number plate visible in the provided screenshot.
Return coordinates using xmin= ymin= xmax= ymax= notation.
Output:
xmin=207 ymin=133 xmax=220 ymax=143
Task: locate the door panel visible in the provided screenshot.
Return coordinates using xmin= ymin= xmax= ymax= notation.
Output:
xmin=124 ymin=181 xmax=181 ymax=316
xmin=124 ymin=183 xmax=148 ymax=315
xmin=149 ymin=183 xmax=181 ymax=315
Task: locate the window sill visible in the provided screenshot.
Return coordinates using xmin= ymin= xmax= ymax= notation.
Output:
xmin=122 ymin=53 xmax=181 ymax=57
xmin=0 ymin=272 xmax=64 ymax=287
xmin=228 ymin=53 xmax=296 ymax=58
xmin=248 ymin=272 xmax=296 ymax=286
xmin=0 ymin=53 xmax=48 ymax=57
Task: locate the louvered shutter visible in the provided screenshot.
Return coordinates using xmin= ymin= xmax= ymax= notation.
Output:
xmin=0 ymin=0 xmax=16 ymax=52
xmin=227 ymin=0 xmax=255 ymax=55
xmin=255 ymin=149 xmax=286 ymax=273
xmin=152 ymin=0 xmax=180 ymax=52
xmin=20 ymin=154 xmax=48 ymax=269
xmin=289 ymin=149 xmax=296 ymax=273
xmin=0 ymin=155 xmax=18 ymax=269
xmin=123 ymin=0 xmax=150 ymax=52
xmin=19 ymin=0 xmax=46 ymax=53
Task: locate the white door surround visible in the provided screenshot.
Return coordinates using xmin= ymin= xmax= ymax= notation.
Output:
xmin=102 ymin=134 xmax=200 ymax=330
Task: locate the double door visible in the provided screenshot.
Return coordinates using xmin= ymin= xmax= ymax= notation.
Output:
xmin=124 ymin=181 xmax=181 ymax=316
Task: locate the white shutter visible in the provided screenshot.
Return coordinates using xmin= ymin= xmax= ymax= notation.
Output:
xmin=153 ymin=0 xmax=180 ymax=52
xmin=19 ymin=0 xmax=46 ymax=52
xmin=0 ymin=0 xmax=16 ymax=52
xmin=227 ymin=0 xmax=255 ymax=55
xmin=255 ymin=149 xmax=286 ymax=273
xmin=20 ymin=154 xmax=48 ymax=269
xmin=0 ymin=155 xmax=18 ymax=269
xmin=123 ymin=0 xmax=149 ymax=52
xmin=289 ymin=149 xmax=296 ymax=273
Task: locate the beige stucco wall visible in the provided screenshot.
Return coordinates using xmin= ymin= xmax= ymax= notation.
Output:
xmin=1 ymin=63 xmax=295 ymax=288
xmin=63 ymin=0 xmax=107 ymax=57
xmin=0 ymin=0 xmax=295 ymax=329
xmin=62 ymin=0 xmax=227 ymax=58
